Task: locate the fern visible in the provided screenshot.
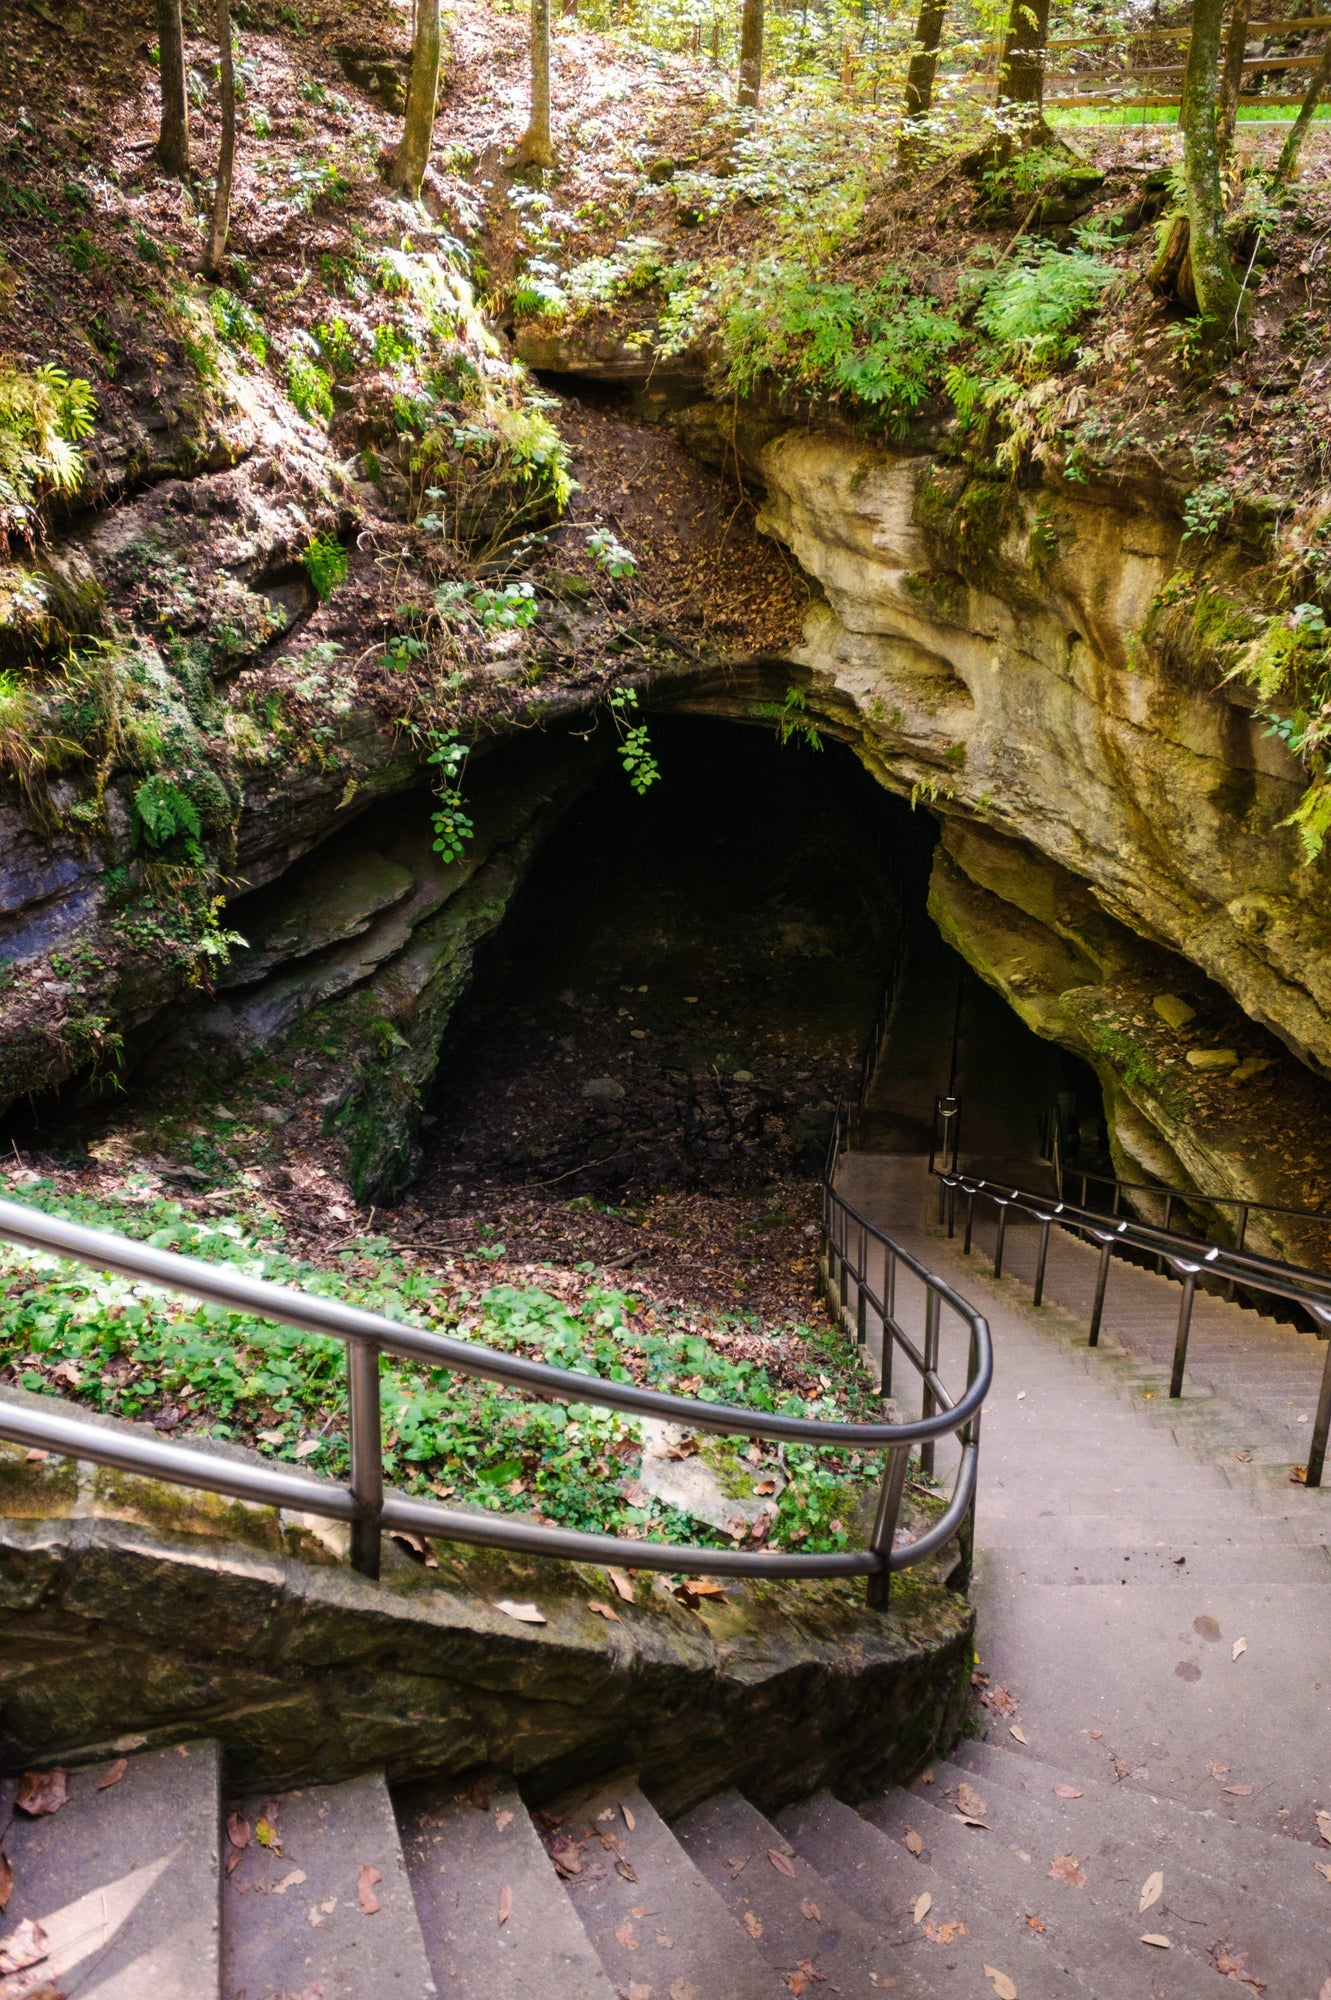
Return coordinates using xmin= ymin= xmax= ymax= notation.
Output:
xmin=722 ymin=265 xmax=961 ymax=433
xmin=0 ymin=363 xmax=97 ymax=539
xmin=133 ymin=775 xmax=203 ymax=861
xmin=974 ymin=248 xmax=1116 ymax=373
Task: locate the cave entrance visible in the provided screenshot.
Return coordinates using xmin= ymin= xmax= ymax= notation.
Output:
xmin=417 ymin=716 xmax=1093 ymax=1208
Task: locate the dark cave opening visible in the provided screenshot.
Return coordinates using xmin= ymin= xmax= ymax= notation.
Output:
xmin=419 ymin=715 xmax=1097 ymax=1203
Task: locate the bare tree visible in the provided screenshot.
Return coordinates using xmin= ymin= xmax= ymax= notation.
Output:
xmin=1180 ymin=0 xmax=1242 ymax=332
xmin=1217 ymin=0 xmax=1251 ymax=164
xmin=154 ymin=0 xmax=190 ymax=176
xmin=903 ymin=0 xmax=948 ymax=121
xmin=738 ymin=0 xmax=763 ymax=107
xmin=996 ymin=0 xmax=1051 ymax=121
xmin=203 ymin=0 xmax=235 ymax=275
xmin=392 ymin=0 xmax=443 ymax=193
xmin=514 ymin=0 xmax=556 ymax=169
xmin=1275 ymin=30 xmax=1331 ymax=183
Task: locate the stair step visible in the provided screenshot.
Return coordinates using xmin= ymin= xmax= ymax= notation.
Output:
xmin=873 ymin=1769 xmax=1305 ymax=1996
xmin=952 ymin=1739 xmax=1331 ymax=1923
xmin=221 ymin=1772 xmax=434 ymax=1999
xmin=975 ymin=1514 xmax=1321 ymax=1547
xmin=777 ymin=1788 xmax=1088 ymax=1998
xmin=544 ymin=1777 xmax=785 ymax=2000
xmin=674 ymin=1786 xmax=941 ymax=2000
xmin=399 ymin=1773 xmax=615 ymax=1999
xmin=979 ymin=1543 xmax=1331 ymax=1588
xmin=0 ymin=1740 xmax=222 ymax=1999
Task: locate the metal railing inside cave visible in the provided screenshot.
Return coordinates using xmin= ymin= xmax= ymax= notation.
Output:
xmin=0 ymin=1177 xmax=991 ymax=1610
xmin=929 ymin=1096 xmax=1331 ymax=1488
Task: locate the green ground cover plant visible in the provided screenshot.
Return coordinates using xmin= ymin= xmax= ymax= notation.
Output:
xmin=0 ymin=1179 xmax=889 ymax=1553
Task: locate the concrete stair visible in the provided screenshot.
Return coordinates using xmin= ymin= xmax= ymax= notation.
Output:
xmin=2 ymin=1735 xmax=1326 ymax=1998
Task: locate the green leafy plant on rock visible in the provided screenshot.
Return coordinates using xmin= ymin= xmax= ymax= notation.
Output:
xmin=302 ymin=532 xmax=348 ymax=601
xmin=0 ymin=364 xmax=97 ymax=545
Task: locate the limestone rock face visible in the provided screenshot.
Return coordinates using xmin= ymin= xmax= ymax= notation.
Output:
xmin=750 ymin=433 xmax=1331 ymax=1083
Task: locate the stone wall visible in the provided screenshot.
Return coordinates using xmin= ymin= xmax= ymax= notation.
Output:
xmin=0 ymin=1428 xmax=973 ymax=1813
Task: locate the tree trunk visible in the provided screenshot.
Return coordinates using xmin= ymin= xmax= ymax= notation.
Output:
xmin=514 ymin=0 xmax=555 ymax=168
xmin=1216 ymin=0 xmax=1251 ymax=163
xmin=1180 ymin=0 xmax=1242 ymax=334
xmin=738 ymin=0 xmax=763 ymax=108
xmin=391 ymin=0 xmax=443 ymax=192
xmin=154 ymin=0 xmax=190 ymax=176
xmin=203 ymin=0 xmax=235 ymax=276
xmin=996 ymin=0 xmax=1050 ymax=114
xmin=1274 ymin=31 xmax=1331 ymax=183
xmin=903 ymin=0 xmax=947 ymax=119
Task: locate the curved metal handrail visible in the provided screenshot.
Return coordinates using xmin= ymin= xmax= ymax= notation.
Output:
xmin=0 ymin=1171 xmax=991 ymax=1606
xmin=928 ymin=1105 xmax=1331 ymax=1488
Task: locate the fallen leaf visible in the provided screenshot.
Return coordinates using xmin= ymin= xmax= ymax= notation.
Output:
xmin=1236 ymin=1449 xmax=1253 ymax=1462
xmin=498 ymin=1883 xmax=512 ymax=1926
xmin=756 ymin=1478 xmax=776 ymax=1494
xmin=272 ymin=1869 xmax=307 ymax=1896
xmin=588 ymin=1600 xmax=622 ymax=1622
xmin=1025 ymin=1914 xmax=1046 ymax=1933
xmin=1053 ymin=1785 xmax=1083 ymax=1800
xmin=957 ymin=1815 xmax=989 ymax=1829
xmin=743 ymin=1910 xmax=763 ymax=1939
xmin=1232 ymin=1637 xmax=1248 ymax=1662
xmin=1139 ymin=1870 xmax=1163 ymax=1912
xmin=227 ymin=1812 xmax=251 ymax=1850
xmin=1212 ymin=1942 xmax=1266 ymax=1991
xmin=225 ymin=1851 xmax=243 ymax=1877
xmin=1140 ymin=1933 xmax=1172 ymax=1948
xmin=669 ymin=1984 xmax=696 ymax=2000
xmin=493 ymin=1599 xmax=546 ymax=1624
xmin=615 ymin=1918 xmax=638 ymax=1950
xmin=616 ymin=1859 xmax=638 ymax=1884
xmin=16 ymin=1771 xmax=67 ymax=1817
xmin=1017 ymin=1390 xmax=1027 ymax=1401
xmin=1225 ymin=1786 xmax=1254 ymax=1797
xmin=800 ymin=1899 xmax=821 ymax=1921
xmin=924 ymin=1919 xmax=966 ymax=1943
xmin=254 ymin=1817 xmax=280 ymax=1851
xmin=551 ymin=1838 xmax=582 ymax=1878
xmin=1049 ymin=1854 xmax=1087 ymax=1889
xmin=1208 ymin=1763 xmax=1231 ymax=1779
xmin=1315 ymin=1860 xmax=1331 ymax=1884
xmin=912 ymin=1891 xmax=932 ymax=1925
xmin=768 ymin=1848 xmax=796 ymax=1878
xmin=786 ymin=1974 xmax=807 ymax=1998
xmin=627 ymin=1987 xmax=651 ymax=2000
xmin=904 ymin=1828 xmax=923 ymax=1856
xmin=623 ymin=1806 xmax=636 ymax=1832
xmin=0 ymin=1919 xmax=48 ymax=1974
xmin=495 ymin=1810 xmax=514 ymax=1831
xmin=1316 ymin=1808 xmax=1331 ymax=1844
xmin=607 ymin=1568 xmax=635 ymax=1602
xmin=357 ymin=1864 xmax=381 ymax=1915
xmin=983 ymin=1966 xmax=1017 ymax=2000
xmin=97 ymin=1759 xmax=128 ymax=1791
xmin=0 ymin=1854 xmax=11 ymax=1911
xmin=293 ymin=1438 xmax=322 ymax=1459
xmin=957 ymin=1782 xmax=987 ymax=1819
xmin=1010 ymin=1725 xmax=1029 ymax=1745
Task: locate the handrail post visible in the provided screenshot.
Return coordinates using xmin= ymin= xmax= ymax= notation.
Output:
xmin=963 ymin=1188 xmax=976 ymax=1256
xmin=993 ymin=1204 xmax=1008 ymax=1280
xmin=1307 ymin=1306 xmax=1331 ymax=1489
xmin=856 ymin=1220 xmax=868 ymax=1348
xmin=1169 ymin=1267 xmax=1198 ymax=1400
xmin=1088 ymin=1236 xmax=1112 ymax=1346
xmin=1032 ymin=1216 xmax=1052 ymax=1307
xmin=864 ymin=1442 xmax=909 ymax=1611
xmin=920 ymin=1288 xmax=940 ymax=1478
xmin=348 ymin=1337 xmax=383 ymax=1579
xmin=945 ymin=1427 xmax=979 ymax=1595
xmin=881 ymin=1250 xmax=896 ymax=1399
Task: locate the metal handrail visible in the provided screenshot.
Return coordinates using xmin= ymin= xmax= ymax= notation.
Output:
xmin=0 ymin=1169 xmax=991 ymax=1606
xmin=1038 ymin=1103 xmax=1331 ymax=1255
xmin=929 ymin=1097 xmax=1331 ymax=1488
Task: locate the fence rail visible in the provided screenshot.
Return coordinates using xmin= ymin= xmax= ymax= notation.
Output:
xmin=0 ymin=1152 xmax=990 ymax=1607
xmin=929 ymin=1096 xmax=1331 ymax=1488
